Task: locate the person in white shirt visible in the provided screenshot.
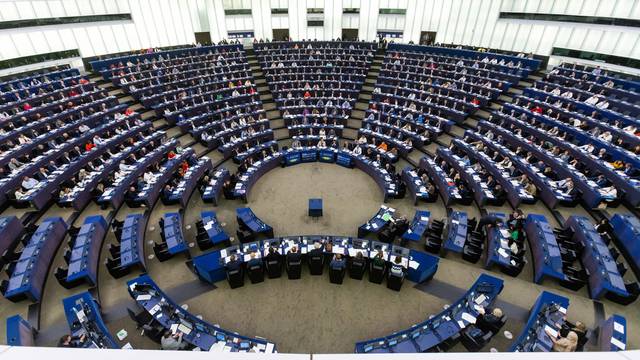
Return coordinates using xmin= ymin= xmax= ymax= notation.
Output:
xmin=584 ymin=95 xmax=599 ymax=105
xmin=21 ymin=176 xmax=39 ymax=190
xmin=143 ymin=170 xmax=155 ymax=183
xmin=598 ymin=131 xmax=612 ymax=142
xmin=596 ymin=101 xmax=609 ymax=109
xmin=560 ymin=90 xmax=573 ymax=99
xmin=119 ymin=161 xmax=133 ymax=172
xmin=353 ymin=144 xmax=362 ymax=155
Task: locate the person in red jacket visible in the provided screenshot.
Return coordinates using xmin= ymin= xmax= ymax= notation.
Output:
xmin=85 ymin=142 xmax=96 ymax=151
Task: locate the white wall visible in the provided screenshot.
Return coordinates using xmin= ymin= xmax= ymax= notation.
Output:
xmin=0 ymin=0 xmax=196 ymax=60
xmin=1 ymin=0 xmax=639 ymax=69
xmin=214 ymin=0 xmax=640 ymax=63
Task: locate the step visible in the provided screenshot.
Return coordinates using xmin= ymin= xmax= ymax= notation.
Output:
xmin=152 ymin=118 xmax=168 ymax=129
xmin=203 ymin=150 xmax=225 ymax=165
xmin=177 ymin=133 xmax=196 ymax=147
xmin=193 ymin=143 xmax=209 ymax=157
xmin=270 ymin=118 xmax=285 ymax=128
xmin=257 ymin=86 xmax=269 ymax=93
xmin=255 ymin=78 xmax=266 ymax=85
xmin=464 ymin=118 xmax=479 ymax=129
xmin=359 ymin=93 xmax=372 ymax=101
xmin=342 ymin=128 xmax=358 ymax=140
xmin=362 ymin=85 xmax=374 ymax=92
xmin=508 ymin=87 xmax=524 ymax=95
xmin=166 ymin=126 xmax=184 ymax=138
xmin=259 ymin=94 xmax=272 ymax=101
xmin=97 ymin=82 xmax=115 ymax=90
xmin=475 ymin=109 xmax=491 ymax=119
xmin=274 ymin=128 xmax=289 ymax=140
xmin=489 ymin=102 xmax=502 ymax=110
xmin=107 ymin=89 xmax=123 ymax=97
xmin=119 ymin=95 xmax=134 ymax=103
xmin=355 ymin=102 xmax=368 ymax=111
xmin=129 ymin=103 xmax=143 ymax=111
xmin=407 ymin=150 xmax=424 ymax=165
xmin=263 ymin=102 xmax=276 ymax=111
xmin=347 ymin=119 xmax=362 ymax=128
xmin=266 ymin=109 xmax=281 ymax=119
xmin=365 ymin=78 xmax=376 ymax=85
xmin=498 ymin=94 xmax=512 ymax=102
xmin=351 ymin=109 xmax=365 ymax=119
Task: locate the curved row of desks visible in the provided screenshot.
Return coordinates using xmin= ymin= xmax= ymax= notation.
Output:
xmin=127 ymin=274 xmax=276 ymax=353
xmin=192 ymin=236 xmax=439 ymax=286
xmin=62 ymin=291 xmax=118 ymax=348
xmin=355 ymin=273 xmax=504 ymax=353
xmin=509 ymin=291 xmax=569 ymax=352
xmin=59 ymin=215 xmax=108 ymax=287
xmin=233 ymin=147 xmax=398 ymax=202
xmin=2 ymin=217 xmax=67 ymax=302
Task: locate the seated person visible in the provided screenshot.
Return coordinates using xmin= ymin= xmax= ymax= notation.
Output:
xmin=161 ymin=331 xmax=187 ymax=350
xmin=476 ymin=307 xmax=504 ymax=333
xmin=545 ymin=329 xmax=578 ymax=352
xmin=265 ymin=246 xmax=280 ymax=266
xmin=389 ymin=256 xmax=405 ymax=277
xmin=330 ymin=254 xmax=346 ymax=270
xmin=246 ymin=251 xmax=262 ymax=269
xmin=372 ymin=250 xmax=386 ymax=269
xmin=21 ymin=175 xmax=39 ymax=190
xmin=287 ymin=246 xmax=301 ymax=264
xmin=309 ymin=242 xmax=323 ymax=258
xmin=225 ymin=254 xmax=242 ymax=272
xmin=57 ymin=334 xmax=87 ymax=348
xmin=560 ymin=320 xmax=588 ymax=351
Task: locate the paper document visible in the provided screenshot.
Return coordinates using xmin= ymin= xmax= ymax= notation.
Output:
xmin=136 ymin=294 xmax=151 ymax=301
xmin=614 ymin=322 xmax=625 ymax=334
xmin=474 ymin=294 xmax=487 ymax=305
xmin=461 ymin=312 xmax=476 ymax=324
xmin=544 ymin=325 xmax=558 ymax=338
xmin=611 ymin=337 xmax=625 ymax=350
xmin=409 ymin=260 xmax=419 ymax=269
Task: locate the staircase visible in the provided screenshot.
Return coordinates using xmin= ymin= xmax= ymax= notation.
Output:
xmin=245 ymin=48 xmax=289 ymax=148
xmin=454 ymin=68 xmax=548 ymax=136
xmin=87 ymin=73 xmax=207 ymax=156
xmin=343 ymin=49 xmax=386 ymax=141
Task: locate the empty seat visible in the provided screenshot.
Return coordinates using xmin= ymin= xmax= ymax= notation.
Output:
xmin=369 ymin=262 xmax=385 ymax=284
xmin=286 ymin=259 xmax=302 ymax=279
xmin=349 ymin=258 xmax=366 ymax=280
xmin=308 ymin=254 xmax=324 ymax=275
xmin=329 ymin=266 xmax=346 ymax=284
xmin=247 ymin=262 xmax=264 ymax=284
xmin=226 ymin=268 xmax=244 ymax=289
xmin=266 ymin=258 xmax=282 ymax=278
